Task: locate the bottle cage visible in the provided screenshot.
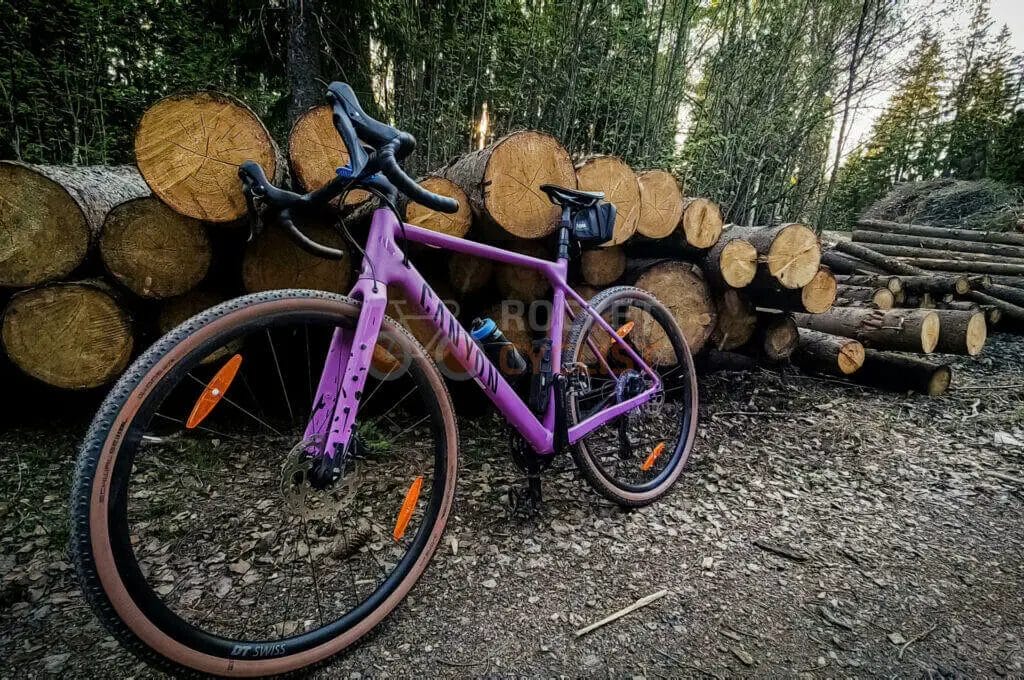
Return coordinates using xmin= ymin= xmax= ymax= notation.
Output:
xmin=572 ymin=202 xmax=617 ymax=244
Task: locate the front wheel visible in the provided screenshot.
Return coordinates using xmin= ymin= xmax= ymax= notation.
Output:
xmin=70 ymin=290 xmax=458 ymax=677
xmin=564 ymin=286 xmax=698 ymax=507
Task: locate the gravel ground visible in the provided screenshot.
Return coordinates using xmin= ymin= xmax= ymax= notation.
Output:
xmin=2 ymin=334 xmax=1023 ymax=678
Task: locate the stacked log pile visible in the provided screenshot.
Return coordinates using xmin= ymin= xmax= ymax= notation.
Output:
xmin=0 ymin=90 xmax=1011 ymax=399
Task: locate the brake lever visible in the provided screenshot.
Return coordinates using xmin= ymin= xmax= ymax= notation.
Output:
xmin=327 ymin=91 xmax=369 ymax=176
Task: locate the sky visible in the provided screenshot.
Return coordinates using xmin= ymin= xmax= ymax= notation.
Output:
xmin=843 ymin=0 xmax=1024 ymax=154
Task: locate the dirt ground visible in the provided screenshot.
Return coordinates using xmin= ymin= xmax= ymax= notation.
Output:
xmin=2 ymin=335 xmax=1023 ymax=679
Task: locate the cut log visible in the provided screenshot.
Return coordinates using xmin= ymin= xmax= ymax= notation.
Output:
xmin=447 ymin=252 xmax=493 ymax=297
xmin=580 ymin=246 xmax=626 ymax=286
xmin=242 ymin=221 xmax=352 ymax=293
xmin=135 ymin=91 xmax=280 ymax=222
xmin=748 ymin=266 xmax=837 ymax=313
xmin=0 ymin=163 xmax=148 ymax=287
xmin=821 ymin=249 xmax=886 ymax=275
xmin=930 ymin=309 xmax=987 ymax=356
xmin=730 ymin=224 xmax=821 ymax=288
xmin=440 ymin=130 xmax=575 ymax=239
xmin=792 ymin=307 xmax=940 ymax=353
xmin=710 ymin=289 xmax=757 ymax=351
xmin=895 ymin=274 xmax=972 ymax=296
xmin=575 ymin=156 xmax=641 ymax=246
xmin=402 ymin=176 xmax=472 ymax=237
xmin=158 ymin=289 xmax=226 ymax=333
xmin=863 ymin=243 xmax=1024 ymax=265
xmin=287 ymin=105 xmax=369 ymax=206
xmin=835 ymin=274 xmax=903 ymax=296
xmin=702 ymin=234 xmax=758 ymax=289
xmin=852 ymin=229 xmax=1024 ymax=259
xmin=940 ymin=299 xmax=1001 ymax=326
xmin=794 ymin=328 xmax=865 ymax=376
xmin=891 ymin=258 xmax=1024 ymax=276
xmin=978 ymin=281 xmax=1024 ymax=308
xmin=835 ymin=284 xmax=894 ymax=310
xmin=679 ymin=198 xmax=724 ymax=249
xmin=852 ymin=350 xmax=952 ymax=396
xmin=635 ymin=261 xmax=716 ymax=354
xmin=1 ymin=281 xmax=133 ymax=389
xmin=495 ymin=240 xmax=551 ymax=301
xmin=635 ymin=170 xmax=683 ymax=239
xmin=754 ymin=311 xmax=799 ymax=362
xmin=966 ymin=290 xmax=1024 ymax=325
xmin=99 ymin=197 xmax=211 ymax=298
xmin=829 ymin=240 xmax=926 ymax=275
xmin=856 ymin=218 xmax=1024 ymax=248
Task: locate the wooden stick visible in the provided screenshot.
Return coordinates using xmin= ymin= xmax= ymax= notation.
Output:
xmin=574 ymin=589 xmax=670 ymax=638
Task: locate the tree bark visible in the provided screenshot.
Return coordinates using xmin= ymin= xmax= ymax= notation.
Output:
xmin=748 ymin=267 xmax=837 ymax=313
xmin=0 ymin=162 xmax=147 ymax=287
xmin=835 ymin=274 xmax=903 ymax=295
xmin=966 ymin=290 xmax=1024 ymax=325
xmin=794 ymin=328 xmax=865 ymax=376
xmin=835 ymin=284 xmax=894 ymax=309
xmin=792 ymin=307 xmax=940 ymax=353
xmin=895 ymin=274 xmax=973 ymax=296
xmin=851 ymin=350 xmax=952 ymax=396
xmin=821 ymin=249 xmax=886 ymax=275
xmin=891 ymin=258 xmax=1024 ymax=276
xmin=852 ymin=229 xmax=1024 ymax=259
xmin=829 ymin=240 xmax=926 ymax=275
xmin=729 ymin=224 xmax=821 ymax=288
xmin=930 ymin=309 xmax=987 ymax=356
xmin=1 ymin=280 xmax=134 ymax=389
xmin=440 ymin=131 xmax=575 ymax=239
xmin=287 ymin=0 xmax=323 ymax=125
xmin=856 ymin=218 xmax=1024 ymax=247
xmin=862 ymin=243 xmax=1024 ymax=265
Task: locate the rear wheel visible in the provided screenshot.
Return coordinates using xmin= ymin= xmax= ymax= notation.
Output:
xmin=70 ymin=290 xmax=458 ymax=677
xmin=564 ymin=286 xmax=698 ymax=507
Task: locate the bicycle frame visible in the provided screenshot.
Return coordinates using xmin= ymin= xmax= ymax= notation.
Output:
xmin=303 ymin=207 xmax=661 ymax=458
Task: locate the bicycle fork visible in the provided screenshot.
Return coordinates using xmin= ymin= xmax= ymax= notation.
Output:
xmin=303 ymin=279 xmax=387 ymax=464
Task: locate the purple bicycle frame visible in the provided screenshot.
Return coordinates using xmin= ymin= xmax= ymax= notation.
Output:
xmin=303 ymin=208 xmax=661 ymax=458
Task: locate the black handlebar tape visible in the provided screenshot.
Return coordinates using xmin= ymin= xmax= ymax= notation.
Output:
xmin=380 ymin=150 xmax=460 ymax=214
xmin=278 ymin=209 xmax=346 ymax=260
xmin=327 ymin=82 xmax=399 ymax=148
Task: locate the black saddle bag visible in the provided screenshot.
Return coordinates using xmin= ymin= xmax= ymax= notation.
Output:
xmin=572 ymin=201 xmax=616 ymax=244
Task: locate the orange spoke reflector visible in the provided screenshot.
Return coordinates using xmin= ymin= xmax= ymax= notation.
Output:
xmin=641 ymin=442 xmax=666 ymax=471
xmin=393 ymin=475 xmax=424 ymax=541
xmin=615 ymin=321 xmax=635 ymax=339
xmin=186 ymin=354 xmax=243 ymax=429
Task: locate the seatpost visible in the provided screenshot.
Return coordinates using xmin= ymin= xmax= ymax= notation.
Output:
xmin=557 ymin=205 xmax=572 ymax=261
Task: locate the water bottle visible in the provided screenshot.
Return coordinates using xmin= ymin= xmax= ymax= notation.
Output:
xmin=470 ymin=318 xmax=529 ymax=389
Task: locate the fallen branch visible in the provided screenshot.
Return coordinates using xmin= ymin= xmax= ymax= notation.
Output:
xmin=898 ymin=623 xmax=938 ymax=659
xmin=753 ymin=539 xmax=808 ymax=562
xmin=574 ymin=589 xmax=669 ymax=638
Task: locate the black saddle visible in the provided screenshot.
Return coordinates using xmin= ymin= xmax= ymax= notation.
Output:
xmin=539 ymin=184 xmax=604 ymax=210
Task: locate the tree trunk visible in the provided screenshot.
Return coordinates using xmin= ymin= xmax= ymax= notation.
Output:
xmin=862 ymin=243 xmax=1024 ymax=265
xmin=891 ymin=258 xmax=1024 ymax=276
xmin=447 ymin=252 xmax=493 ymax=297
xmin=701 ymin=234 xmax=758 ymax=289
xmin=752 ymin=311 xmax=799 ymax=362
xmin=580 ymin=246 xmax=626 ymax=286
xmin=821 ymin=249 xmax=886 ymax=275
xmin=1 ymin=280 xmax=134 ymax=389
xmin=852 ymin=350 xmax=952 ymax=396
xmin=794 ymin=328 xmax=865 ymax=376
xmin=835 ymin=274 xmax=903 ymax=296
xmin=99 ymin=198 xmax=211 ymax=299
xmin=856 ymin=218 xmax=1024 ymax=248
xmin=243 ymin=219 xmax=352 ymax=293
xmin=635 ymin=170 xmax=683 ymax=239
xmin=679 ymin=198 xmax=724 ymax=249
xmin=401 ymin=176 xmax=472 ymax=237
xmin=894 ymin=274 xmax=973 ymax=295
xmin=0 ymin=162 xmax=147 ymax=287
xmin=135 ymin=92 xmax=281 ymax=222
xmin=440 ymin=131 xmax=575 ymax=239
xmin=575 ymin=155 xmax=641 ymax=246
xmin=852 ymin=229 xmax=1024 ymax=259
xmin=966 ymin=290 xmax=1024 ymax=325
xmin=287 ymin=105 xmax=369 ymax=207
xmin=634 ymin=261 xmax=716 ymax=354
xmin=792 ymin=307 xmax=940 ymax=353
xmin=829 ymin=240 xmax=926 ymax=275
xmin=748 ymin=266 xmax=837 ymax=313
xmin=978 ymin=281 xmax=1024 ymax=307
xmin=930 ymin=309 xmax=987 ymax=356
xmin=835 ymin=284 xmax=894 ymax=309
xmin=286 ymin=0 xmax=323 ymax=124
xmin=729 ymin=224 xmax=821 ymax=288
xmin=709 ymin=288 xmax=757 ymax=351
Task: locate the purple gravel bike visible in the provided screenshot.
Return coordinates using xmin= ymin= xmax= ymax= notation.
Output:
xmin=70 ymin=82 xmax=698 ymax=677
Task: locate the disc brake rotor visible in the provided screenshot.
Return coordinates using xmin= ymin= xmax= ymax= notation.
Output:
xmin=280 ymin=438 xmax=360 ymax=521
